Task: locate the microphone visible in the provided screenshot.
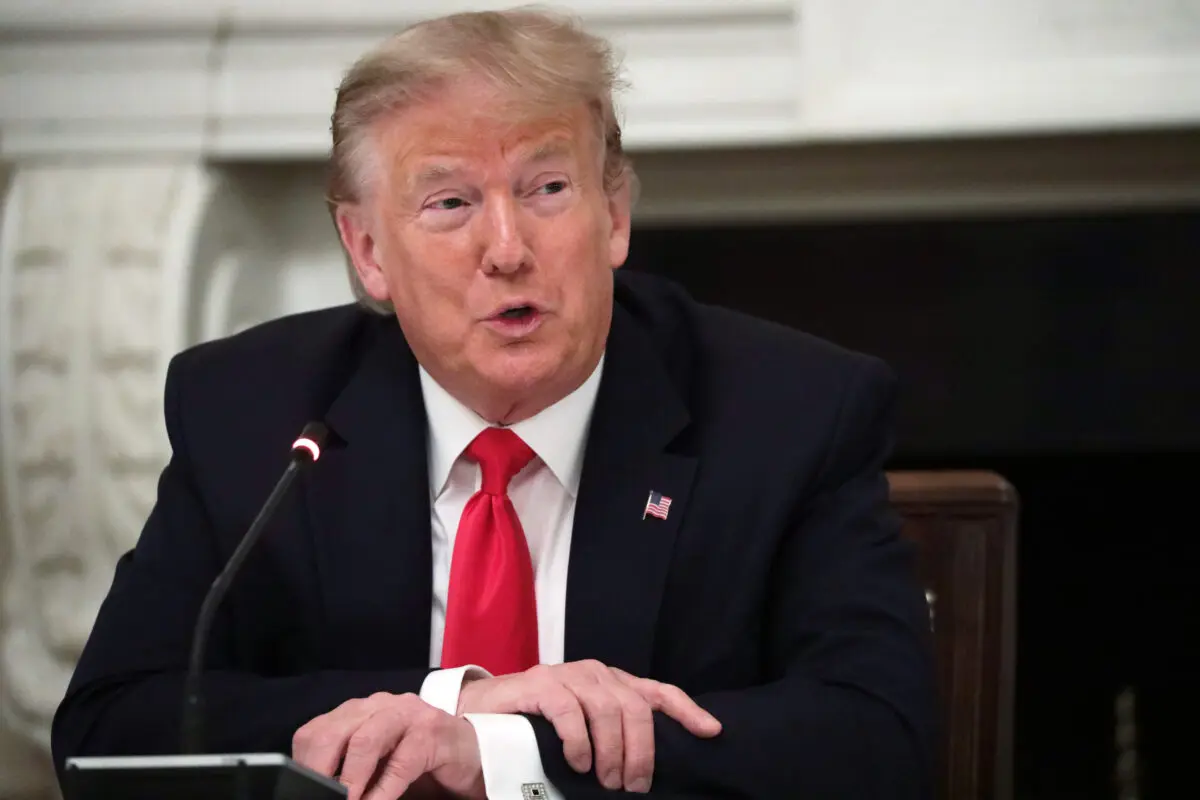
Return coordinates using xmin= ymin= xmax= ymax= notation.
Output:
xmin=180 ymin=421 xmax=331 ymax=755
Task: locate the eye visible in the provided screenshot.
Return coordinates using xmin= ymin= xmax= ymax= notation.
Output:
xmin=535 ymin=180 xmax=568 ymax=196
xmin=427 ymin=196 xmax=468 ymax=211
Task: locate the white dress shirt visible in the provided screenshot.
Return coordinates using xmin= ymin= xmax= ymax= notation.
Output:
xmin=416 ymin=355 xmax=605 ymax=800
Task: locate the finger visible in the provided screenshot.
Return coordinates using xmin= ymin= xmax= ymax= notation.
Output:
xmin=612 ymin=670 xmax=722 ymax=737
xmin=362 ymin=727 xmax=432 ymax=800
xmin=293 ymin=708 xmax=340 ymax=770
xmin=532 ymin=681 xmax=592 ymax=773
xmin=292 ymin=720 xmax=319 ymax=769
xmin=598 ymin=674 xmax=655 ymax=793
xmin=339 ymin=708 xmax=408 ymax=800
xmin=652 ymin=682 xmax=722 ymax=736
xmin=293 ymin=704 xmax=376 ymax=777
xmin=570 ymin=681 xmax=625 ymax=790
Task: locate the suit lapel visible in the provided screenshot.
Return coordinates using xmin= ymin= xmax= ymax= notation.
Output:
xmin=565 ymin=305 xmax=697 ymax=678
xmin=304 ymin=318 xmax=433 ymax=669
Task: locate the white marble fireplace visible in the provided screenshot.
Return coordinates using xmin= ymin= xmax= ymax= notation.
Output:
xmin=2 ymin=1 xmax=1199 ymax=797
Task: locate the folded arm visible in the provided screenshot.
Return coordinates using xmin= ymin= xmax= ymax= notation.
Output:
xmin=54 ymin=667 xmax=433 ymax=761
xmin=525 ymin=358 xmax=937 ymax=798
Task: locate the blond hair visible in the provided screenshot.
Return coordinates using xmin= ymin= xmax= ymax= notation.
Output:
xmin=327 ymin=6 xmax=638 ymax=314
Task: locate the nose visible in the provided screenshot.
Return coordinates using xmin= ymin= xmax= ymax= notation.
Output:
xmin=480 ymin=195 xmax=529 ymax=275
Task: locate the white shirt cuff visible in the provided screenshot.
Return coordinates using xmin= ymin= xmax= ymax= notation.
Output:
xmin=464 ymin=713 xmax=563 ymax=800
xmin=418 ymin=665 xmax=491 ymax=715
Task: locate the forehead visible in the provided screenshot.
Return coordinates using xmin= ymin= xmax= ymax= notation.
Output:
xmin=375 ymin=83 xmax=599 ymax=180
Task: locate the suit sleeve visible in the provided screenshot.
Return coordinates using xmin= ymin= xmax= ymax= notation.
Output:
xmin=527 ymin=358 xmax=938 ymax=799
xmin=50 ymin=351 xmax=433 ymax=775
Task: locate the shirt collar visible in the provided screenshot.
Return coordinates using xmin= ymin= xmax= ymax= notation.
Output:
xmin=419 ymin=353 xmax=605 ymax=499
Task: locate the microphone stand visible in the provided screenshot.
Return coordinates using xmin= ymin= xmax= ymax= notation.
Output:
xmin=62 ymin=422 xmax=347 ymax=800
xmin=182 ymin=424 xmax=326 ymax=754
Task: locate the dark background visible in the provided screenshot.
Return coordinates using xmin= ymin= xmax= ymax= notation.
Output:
xmin=625 ymin=208 xmax=1199 ymax=799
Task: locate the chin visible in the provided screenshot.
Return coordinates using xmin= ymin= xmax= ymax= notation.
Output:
xmin=478 ymin=343 xmax=570 ymax=394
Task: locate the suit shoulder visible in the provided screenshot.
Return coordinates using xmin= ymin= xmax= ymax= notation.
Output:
xmin=697 ymin=301 xmax=894 ymax=387
xmin=164 ymin=303 xmax=384 ymax=440
xmin=616 ymin=269 xmax=892 ymax=390
xmin=696 ymin=303 xmax=897 ymax=454
xmin=172 ymin=304 xmax=371 ymax=380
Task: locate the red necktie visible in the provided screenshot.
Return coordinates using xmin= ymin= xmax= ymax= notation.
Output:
xmin=441 ymin=427 xmax=540 ymax=676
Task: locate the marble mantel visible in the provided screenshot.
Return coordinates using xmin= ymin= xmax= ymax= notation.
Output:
xmin=1 ymin=2 xmax=1200 ymax=798
xmin=3 ymin=0 xmax=1200 ymax=157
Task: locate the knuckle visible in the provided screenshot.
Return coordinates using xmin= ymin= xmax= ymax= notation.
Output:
xmin=312 ymin=731 xmax=342 ymax=750
xmin=395 ymin=692 xmax=422 ymax=709
xmin=322 ymin=702 xmax=352 ymax=721
xmin=619 ymin=687 xmax=651 ymax=713
xmin=657 ymin=683 xmax=686 ymax=706
xmin=635 ymin=676 xmax=660 ymax=693
xmin=592 ymin=693 xmax=622 ymax=719
xmin=382 ymin=692 xmax=424 ymax=718
xmin=384 ymin=754 xmax=416 ymax=776
xmin=628 ymin=698 xmax=654 ymax=723
xmin=434 ymin=713 xmax=457 ymax=736
xmin=424 ymin=706 xmax=449 ymax=728
xmin=527 ymin=664 xmax=560 ymax=689
xmin=596 ymin=736 xmax=623 ymax=760
xmin=346 ymin=731 xmax=378 ymax=752
xmin=391 ymin=748 xmax=429 ymax=779
xmin=543 ymin=691 xmax=580 ymax=719
xmin=666 ymin=681 xmax=691 ymax=699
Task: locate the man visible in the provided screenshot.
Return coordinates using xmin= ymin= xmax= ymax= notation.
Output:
xmin=52 ymin=8 xmax=936 ymax=800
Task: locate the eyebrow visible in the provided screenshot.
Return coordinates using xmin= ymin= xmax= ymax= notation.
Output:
xmin=526 ymin=141 xmax=573 ymax=164
xmin=404 ymin=141 xmax=576 ymax=194
xmin=403 ymin=161 xmax=462 ymax=192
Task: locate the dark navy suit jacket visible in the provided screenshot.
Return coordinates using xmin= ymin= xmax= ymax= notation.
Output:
xmin=53 ymin=270 xmax=936 ymax=798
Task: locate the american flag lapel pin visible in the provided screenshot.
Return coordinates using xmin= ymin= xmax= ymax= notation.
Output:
xmin=643 ymin=490 xmax=672 ymax=520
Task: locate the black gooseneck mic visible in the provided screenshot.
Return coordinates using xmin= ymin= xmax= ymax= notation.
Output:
xmin=180 ymin=421 xmax=331 ymax=755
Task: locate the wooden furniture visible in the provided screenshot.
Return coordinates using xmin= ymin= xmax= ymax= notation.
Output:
xmin=887 ymin=470 xmax=1018 ymax=800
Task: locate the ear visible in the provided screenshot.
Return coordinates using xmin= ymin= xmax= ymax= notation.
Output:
xmin=335 ymin=204 xmax=390 ymax=303
xmin=606 ymin=178 xmax=633 ymax=270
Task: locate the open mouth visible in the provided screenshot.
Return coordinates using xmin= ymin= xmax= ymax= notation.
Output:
xmin=496 ymin=305 xmax=534 ymax=320
xmin=485 ymin=304 xmax=544 ymax=337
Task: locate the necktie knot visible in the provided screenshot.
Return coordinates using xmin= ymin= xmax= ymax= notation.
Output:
xmin=466 ymin=427 xmax=535 ymax=495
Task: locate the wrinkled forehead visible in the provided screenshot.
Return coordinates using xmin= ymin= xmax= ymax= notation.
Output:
xmin=372 ymin=81 xmax=604 ymax=188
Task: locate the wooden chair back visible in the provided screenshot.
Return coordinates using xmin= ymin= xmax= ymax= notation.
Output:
xmin=888 ymin=470 xmax=1018 ymax=800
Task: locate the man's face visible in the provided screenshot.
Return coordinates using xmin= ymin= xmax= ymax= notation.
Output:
xmin=337 ymin=80 xmax=632 ymax=423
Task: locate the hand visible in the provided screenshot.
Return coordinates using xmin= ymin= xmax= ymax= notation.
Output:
xmin=457 ymin=660 xmax=722 ymax=793
xmin=293 ymin=692 xmax=486 ymax=800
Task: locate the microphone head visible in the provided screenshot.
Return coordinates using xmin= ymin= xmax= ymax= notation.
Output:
xmin=292 ymin=421 xmax=330 ymax=463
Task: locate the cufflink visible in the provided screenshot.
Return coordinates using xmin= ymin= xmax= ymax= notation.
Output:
xmin=522 ymin=783 xmax=548 ymax=799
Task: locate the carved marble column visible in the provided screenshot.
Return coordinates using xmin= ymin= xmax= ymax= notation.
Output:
xmin=0 ymin=162 xmax=216 ymax=767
